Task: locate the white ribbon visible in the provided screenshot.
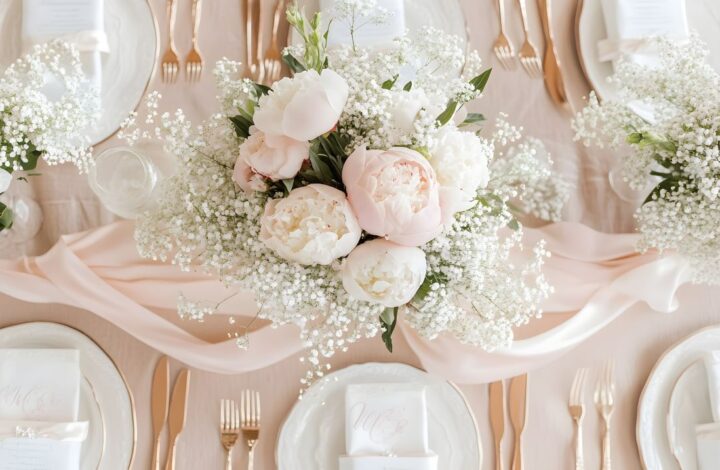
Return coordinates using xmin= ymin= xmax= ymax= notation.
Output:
xmin=597 ymin=37 xmax=657 ymax=62
xmin=25 ymin=31 xmax=110 ymax=54
xmin=0 ymin=420 xmax=89 ymax=442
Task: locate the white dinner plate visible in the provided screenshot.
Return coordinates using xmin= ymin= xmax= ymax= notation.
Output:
xmin=276 ymin=362 xmax=481 ymax=470
xmin=0 ymin=0 xmax=158 ymax=145
xmin=0 ymin=322 xmax=135 ymax=469
xmin=667 ymin=360 xmax=713 ymax=470
xmin=290 ymin=0 xmax=468 ymax=49
xmin=638 ymin=326 xmax=720 ymax=470
xmin=576 ymin=0 xmax=720 ymax=100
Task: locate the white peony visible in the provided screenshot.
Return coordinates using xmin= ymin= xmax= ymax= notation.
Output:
xmin=260 ymin=184 xmax=361 ymax=265
xmin=253 ymin=69 xmax=349 ymax=142
xmin=342 ymin=238 xmax=427 ymax=308
xmin=0 ymin=169 xmax=11 ymax=193
xmin=429 ymin=125 xmax=492 ymax=219
xmin=388 ymin=89 xmax=430 ymax=134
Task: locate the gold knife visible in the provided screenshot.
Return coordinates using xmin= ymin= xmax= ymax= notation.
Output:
xmin=509 ymin=374 xmax=528 ymax=470
xmin=165 ymin=368 xmax=191 ymax=470
xmin=537 ymin=0 xmax=568 ymax=107
xmin=489 ymin=381 xmax=505 ymax=470
xmin=151 ymin=356 xmax=170 ymax=470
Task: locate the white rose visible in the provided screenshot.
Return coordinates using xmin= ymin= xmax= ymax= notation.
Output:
xmin=388 ymin=89 xmax=430 ymax=134
xmin=342 ymin=239 xmax=427 ymax=308
xmin=430 ymin=125 xmax=492 ymax=218
xmin=253 ymin=69 xmax=349 ymax=142
xmin=260 ymin=184 xmax=361 ymax=265
xmin=0 ymin=169 xmax=11 ymax=193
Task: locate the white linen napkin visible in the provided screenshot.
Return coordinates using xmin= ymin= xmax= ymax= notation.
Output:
xmin=598 ymin=0 xmax=688 ymax=67
xmin=320 ymin=0 xmax=405 ymax=48
xmin=21 ymin=0 xmax=108 ymax=92
xmin=340 ymin=383 xmax=437 ymax=470
xmin=696 ymin=423 xmax=720 ymax=470
xmin=0 ymin=349 xmax=87 ymax=470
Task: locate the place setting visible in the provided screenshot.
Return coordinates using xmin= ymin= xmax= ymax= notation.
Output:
xmin=2 ymin=0 xmax=720 ymax=468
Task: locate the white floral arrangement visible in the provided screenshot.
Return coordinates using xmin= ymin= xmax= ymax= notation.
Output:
xmin=0 ymin=42 xmax=97 ymax=231
xmin=574 ymin=36 xmax=720 ymax=284
xmin=129 ymin=3 xmax=568 ymax=382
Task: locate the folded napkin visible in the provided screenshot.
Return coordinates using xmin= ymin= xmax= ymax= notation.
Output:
xmin=320 ymin=0 xmax=405 ymax=48
xmin=21 ymin=0 xmax=108 ymax=92
xmin=0 ymin=349 xmax=87 ymax=470
xmin=696 ymin=423 xmax=720 ymax=470
xmin=339 ymin=455 xmax=439 ymax=470
xmin=599 ymin=0 xmax=688 ymax=66
xmin=340 ymin=383 xmax=437 ymax=470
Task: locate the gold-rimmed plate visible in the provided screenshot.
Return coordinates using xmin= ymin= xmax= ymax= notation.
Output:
xmin=0 ymin=322 xmax=135 ymax=469
xmin=0 ymin=0 xmax=158 ymax=146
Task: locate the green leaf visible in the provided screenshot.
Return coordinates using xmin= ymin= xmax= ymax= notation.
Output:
xmin=19 ymin=148 xmax=42 ymax=171
xmin=309 ymin=150 xmax=335 ymax=184
xmin=643 ymin=177 xmax=680 ymax=205
xmin=282 ymin=53 xmax=306 ymax=73
xmin=381 ymin=74 xmax=399 ymax=90
xmin=507 ymin=218 xmax=520 ymax=231
xmin=229 ymin=115 xmax=253 ymax=139
xmin=281 ymin=178 xmax=294 ymax=193
xmin=627 ymin=132 xmax=643 ymax=144
xmin=252 ymin=83 xmax=272 ymax=97
xmin=403 ymin=81 xmax=413 ymax=91
xmin=436 ymin=100 xmax=458 ymax=127
xmin=0 ymin=202 xmax=13 ymax=232
xmin=380 ymin=307 xmax=399 ymax=353
xmin=469 ymin=68 xmax=492 ymax=93
xmin=460 ymin=113 xmax=486 ymax=127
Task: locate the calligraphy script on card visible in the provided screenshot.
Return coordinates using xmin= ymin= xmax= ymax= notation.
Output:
xmin=0 ymin=385 xmax=60 ymax=419
xmin=349 ymin=401 xmax=410 ymax=444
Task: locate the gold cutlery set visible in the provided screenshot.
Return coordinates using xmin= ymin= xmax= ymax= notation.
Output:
xmin=494 ymin=0 xmax=568 ymax=108
xmin=161 ymin=0 xmax=204 ymax=83
xmin=489 ymin=374 xmax=529 ymax=470
xmin=570 ymin=361 xmax=616 ymax=470
xmin=243 ymin=0 xmax=288 ymax=85
xmin=220 ymin=390 xmax=262 ymax=470
xmin=151 ymin=357 xmax=192 ymax=470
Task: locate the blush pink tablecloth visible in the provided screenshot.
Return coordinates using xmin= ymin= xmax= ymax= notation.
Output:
xmin=1 ymin=0 xmax=720 ymax=469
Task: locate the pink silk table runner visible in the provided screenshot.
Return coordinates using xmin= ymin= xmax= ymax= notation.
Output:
xmin=0 ymin=220 xmax=693 ymax=383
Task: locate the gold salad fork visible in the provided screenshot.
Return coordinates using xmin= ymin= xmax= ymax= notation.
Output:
xmin=493 ymin=0 xmax=516 ymax=69
xmin=263 ymin=0 xmax=287 ymax=85
xmin=161 ymin=0 xmax=180 ymax=83
xmin=243 ymin=0 xmax=258 ymax=80
xmin=594 ymin=361 xmax=615 ymax=470
xmin=515 ymin=0 xmax=543 ymax=78
xmin=240 ymin=390 xmax=261 ymax=470
xmin=185 ymin=0 xmax=204 ymax=82
xmin=220 ymin=399 xmax=240 ymax=470
xmin=569 ymin=368 xmax=589 ymax=470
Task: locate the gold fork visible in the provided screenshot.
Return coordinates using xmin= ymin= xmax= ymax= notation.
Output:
xmin=569 ymin=368 xmax=588 ymax=470
xmin=243 ymin=0 xmax=258 ymax=80
xmin=240 ymin=390 xmax=261 ymax=470
xmin=220 ymin=399 xmax=240 ymax=470
xmin=185 ymin=0 xmax=204 ymax=82
xmin=161 ymin=0 xmax=180 ymax=84
xmin=493 ymin=0 xmax=516 ymax=69
xmin=594 ymin=361 xmax=615 ymax=470
xmin=515 ymin=0 xmax=543 ymax=78
xmin=263 ymin=0 xmax=287 ymax=85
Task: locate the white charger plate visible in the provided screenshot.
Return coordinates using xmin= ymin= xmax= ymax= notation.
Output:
xmin=666 ymin=361 xmax=712 ymax=470
xmin=0 ymin=0 xmax=158 ymax=145
xmin=0 ymin=322 xmax=135 ymax=469
xmin=638 ymin=326 xmax=720 ymax=470
xmin=576 ymin=0 xmax=720 ymax=100
xmin=290 ymin=0 xmax=468 ymax=49
xmin=276 ymin=362 xmax=481 ymax=470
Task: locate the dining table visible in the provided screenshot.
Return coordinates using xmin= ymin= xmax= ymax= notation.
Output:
xmin=2 ymin=0 xmax=720 ymax=468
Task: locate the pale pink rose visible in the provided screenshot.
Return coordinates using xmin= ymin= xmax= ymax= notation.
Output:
xmin=233 ymin=156 xmax=268 ymax=192
xmin=243 ymin=129 xmax=309 ymax=180
xmin=342 ymin=146 xmax=443 ymax=247
xmin=253 ymin=69 xmax=349 ymax=142
xmin=260 ymin=184 xmax=361 ymax=265
xmin=342 ymin=239 xmax=427 ymax=308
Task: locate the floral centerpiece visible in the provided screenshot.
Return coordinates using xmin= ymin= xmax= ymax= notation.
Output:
xmin=129 ymin=2 xmax=568 ymax=382
xmin=0 ymin=42 xmax=97 ymax=232
xmin=574 ymin=37 xmax=720 ymax=284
